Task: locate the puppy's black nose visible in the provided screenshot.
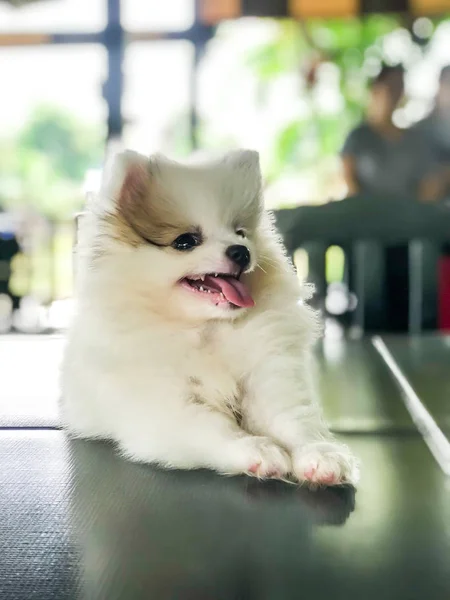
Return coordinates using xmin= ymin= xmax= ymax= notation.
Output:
xmin=226 ymin=245 xmax=251 ymax=270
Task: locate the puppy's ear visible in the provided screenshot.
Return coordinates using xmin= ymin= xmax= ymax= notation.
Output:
xmin=100 ymin=150 xmax=151 ymax=211
xmin=224 ymin=150 xmax=262 ymax=198
xmin=224 ymin=149 xmax=262 ymax=193
xmin=222 ymin=150 xmax=263 ymax=223
xmin=225 ymin=149 xmax=260 ymax=167
xmin=99 ymin=151 xmax=191 ymax=246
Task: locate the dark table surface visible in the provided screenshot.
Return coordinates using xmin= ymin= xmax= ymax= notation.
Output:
xmin=1 ymin=336 xmax=449 ymax=600
xmin=381 ymin=335 xmax=450 ymax=436
xmin=317 ymin=338 xmax=415 ymax=434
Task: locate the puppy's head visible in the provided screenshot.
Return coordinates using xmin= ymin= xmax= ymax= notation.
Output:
xmin=91 ymin=150 xmax=265 ymax=323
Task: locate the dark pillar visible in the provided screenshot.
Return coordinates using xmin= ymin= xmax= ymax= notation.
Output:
xmin=103 ymin=0 xmax=124 ymax=141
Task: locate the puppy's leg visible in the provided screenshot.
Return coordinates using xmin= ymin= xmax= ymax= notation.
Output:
xmin=111 ymin=384 xmax=291 ymax=478
xmin=60 ymin=391 xmax=112 ymax=440
xmin=243 ymin=352 xmax=359 ymax=486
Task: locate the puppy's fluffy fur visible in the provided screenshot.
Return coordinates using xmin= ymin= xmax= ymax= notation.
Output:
xmin=61 ymin=150 xmax=358 ymax=485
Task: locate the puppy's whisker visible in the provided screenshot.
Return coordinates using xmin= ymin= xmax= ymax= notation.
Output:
xmin=259 ymin=259 xmax=278 ymax=270
xmin=259 ymin=254 xmax=279 ymax=266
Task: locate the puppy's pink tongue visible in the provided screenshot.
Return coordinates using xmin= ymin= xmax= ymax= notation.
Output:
xmin=203 ymin=275 xmax=254 ymax=308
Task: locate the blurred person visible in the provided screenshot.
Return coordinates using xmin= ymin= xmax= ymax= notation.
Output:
xmin=413 ymin=65 xmax=450 ymax=203
xmin=279 ymin=66 xmax=447 ymax=331
xmin=341 ymin=64 xmax=438 ymax=202
xmin=339 ymin=65 xmax=440 ymax=331
xmin=414 ymin=66 xmax=450 ymax=330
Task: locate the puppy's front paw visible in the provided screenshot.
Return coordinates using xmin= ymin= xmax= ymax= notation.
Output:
xmin=292 ymin=441 xmax=359 ymax=487
xmin=231 ymin=436 xmax=291 ymax=479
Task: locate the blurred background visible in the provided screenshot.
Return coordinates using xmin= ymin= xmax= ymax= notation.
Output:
xmin=0 ymin=0 xmax=449 ymax=335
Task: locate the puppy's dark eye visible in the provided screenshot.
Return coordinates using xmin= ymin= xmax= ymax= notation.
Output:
xmin=236 ymin=228 xmax=246 ymax=238
xmin=172 ymin=233 xmax=201 ymax=251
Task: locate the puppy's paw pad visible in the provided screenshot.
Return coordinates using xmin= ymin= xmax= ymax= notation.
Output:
xmin=238 ymin=437 xmax=291 ymax=479
xmin=293 ymin=441 xmax=359 ymax=486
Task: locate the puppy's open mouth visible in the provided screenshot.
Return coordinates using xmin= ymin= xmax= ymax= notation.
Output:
xmin=179 ymin=273 xmax=255 ymax=309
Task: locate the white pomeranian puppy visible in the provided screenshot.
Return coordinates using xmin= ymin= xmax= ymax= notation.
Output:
xmin=61 ymin=150 xmax=358 ymax=486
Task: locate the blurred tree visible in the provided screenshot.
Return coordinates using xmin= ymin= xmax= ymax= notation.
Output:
xmin=198 ymin=15 xmax=446 ymax=205
xmin=0 ymin=104 xmax=103 ymax=218
xmin=245 ymin=16 xmax=406 ymax=182
xmin=19 ymin=105 xmax=102 ymax=182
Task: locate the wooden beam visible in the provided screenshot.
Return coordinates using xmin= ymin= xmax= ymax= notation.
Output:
xmin=410 ymin=0 xmax=450 ymax=14
xmin=289 ymin=0 xmax=359 ymax=18
xmin=199 ymin=0 xmax=241 ymax=24
xmin=0 ymin=33 xmax=50 ymax=46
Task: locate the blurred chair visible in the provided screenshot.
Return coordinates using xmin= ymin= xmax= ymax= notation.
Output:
xmin=275 ymin=194 xmax=450 ymax=334
xmin=0 ymin=212 xmax=21 ymax=316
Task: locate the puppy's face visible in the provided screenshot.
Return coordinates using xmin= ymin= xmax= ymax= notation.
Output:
xmin=96 ymin=150 xmax=264 ymax=323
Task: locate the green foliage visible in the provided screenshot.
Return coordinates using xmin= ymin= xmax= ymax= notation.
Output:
xmin=268 ymin=120 xmax=305 ymax=180
xmin=245 ymin=20 xmax=309 ymax=81
xmin=19 ymin=105 xmax=102 ymax=182
xmin=0 ymin=104 xmax=104 ymax=218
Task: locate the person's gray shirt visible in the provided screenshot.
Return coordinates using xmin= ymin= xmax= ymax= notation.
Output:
xmin=413 ymin=111 xmax=450 ymax=164
xmin=341 ymin=122 xmax=435 ymax=200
